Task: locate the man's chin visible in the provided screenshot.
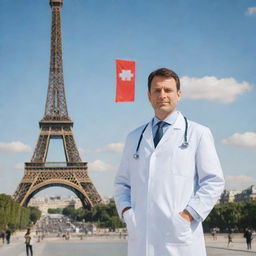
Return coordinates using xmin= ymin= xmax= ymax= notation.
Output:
xmin=158 ymin=107 xmax=173 ymax=113
xmin=155 ymin=108 xmax=174 ymax=119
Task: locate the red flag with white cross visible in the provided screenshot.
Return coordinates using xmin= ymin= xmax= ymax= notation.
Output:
xmin=115 ymin=59 xmax=136 ymax=102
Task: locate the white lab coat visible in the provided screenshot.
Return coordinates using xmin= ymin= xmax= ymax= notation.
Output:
xmin=114 ymin=112 xmax=225 ymax=256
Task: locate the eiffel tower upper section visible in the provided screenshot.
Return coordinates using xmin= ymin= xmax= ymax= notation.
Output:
xmin=30 ymin=0 xmax=80 ymax=164
xmin=42 ymin=0 xmax=70 ymax=124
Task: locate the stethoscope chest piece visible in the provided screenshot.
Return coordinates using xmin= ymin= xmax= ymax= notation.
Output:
xmin=133 ymin=153 xmax=139 ymax=159
xmin=181 ymin=141 xmax=189 ymax=148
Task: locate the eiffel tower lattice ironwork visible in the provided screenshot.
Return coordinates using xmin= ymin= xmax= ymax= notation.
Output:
xmin=13 ymin=0 xmax=102 ymax=208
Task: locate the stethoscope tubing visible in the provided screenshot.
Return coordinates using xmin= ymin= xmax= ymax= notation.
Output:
xmin=133 ymin=116 xmax=189 ymax=159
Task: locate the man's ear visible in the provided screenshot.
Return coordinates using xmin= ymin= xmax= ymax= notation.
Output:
xmin=177 ymin=90 xmax=181 ymax=101
xmin=147 ymin=90 xmax=151 ymax=102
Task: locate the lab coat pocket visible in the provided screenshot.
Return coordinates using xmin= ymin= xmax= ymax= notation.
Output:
xmin=172 ymin=147 xmax=195 ymax=177
xmin=167 ymin=212 xmax=192 ymax=245
xmin=123 ymin=208 xmax=137 ymax=240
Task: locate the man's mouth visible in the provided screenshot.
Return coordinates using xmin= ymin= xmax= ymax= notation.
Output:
xmin=158 ymin=102 xmax=169 ymax=105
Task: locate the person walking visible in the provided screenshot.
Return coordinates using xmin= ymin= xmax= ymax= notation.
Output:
xmin=114 ymin=68 xmax=225 ymax=256
xmin=211 ymin=228 xmax=217 ymax=240
xmin=244 ymin=228 xmax=253 ymax=250
xmin=227 ymin=231 xmax=233 ymax=247
xmin=24 ymin=228 xmax=33 ymax=256
xmin=0 ymin=229 xmax=5 ymax=244
xmin=5 ymin=228 xmax=11 ymax=244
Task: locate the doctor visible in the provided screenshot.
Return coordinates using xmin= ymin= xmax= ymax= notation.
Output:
xmin=114 ymin=68 xmax=225 ymax=256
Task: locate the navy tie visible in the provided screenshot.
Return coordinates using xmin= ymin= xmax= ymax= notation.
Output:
xmin=154 ymin=121 xmax=165 ymax=147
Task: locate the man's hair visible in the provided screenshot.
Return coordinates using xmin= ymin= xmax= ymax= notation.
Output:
xmin=147 ymin=68 xmax=180 ymax=92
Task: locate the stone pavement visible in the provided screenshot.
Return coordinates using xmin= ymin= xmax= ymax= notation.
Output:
xmin=0 ymin=232 xmax=256 ymax=255
xmin=205 ymin=233 xmax=256 ymax=254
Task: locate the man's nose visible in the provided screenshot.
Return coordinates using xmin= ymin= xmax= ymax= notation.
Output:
xmin=159 ymin=89 xmax=166 ymax=98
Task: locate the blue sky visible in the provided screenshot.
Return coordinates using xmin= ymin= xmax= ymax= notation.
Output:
xmin=0 ymin=0 xmax=256 ymax=198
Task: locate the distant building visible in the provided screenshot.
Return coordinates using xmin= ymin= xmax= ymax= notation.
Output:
xmin=219 ymin=189 xmax=242 ymax=204
xmin=235 ymin=185 xmax=256 ymax=203
xmin=219 ymin=185 xmax=256 ymax=204
xmin=29 ymin=195 xmax=82 ymax=214
xmin=102 ymin=196 xmax=114 ymax=203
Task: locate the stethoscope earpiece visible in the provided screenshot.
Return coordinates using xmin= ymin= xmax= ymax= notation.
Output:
xmin=134 ymin=116 xmax=189 ymax=159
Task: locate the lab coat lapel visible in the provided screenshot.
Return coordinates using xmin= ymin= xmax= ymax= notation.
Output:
xmin=142 ymin=119 xmax=154 ymax=151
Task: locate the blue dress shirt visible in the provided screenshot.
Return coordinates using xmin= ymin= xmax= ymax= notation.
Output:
xmin=152 ymin=111 xmax=179 ymax=137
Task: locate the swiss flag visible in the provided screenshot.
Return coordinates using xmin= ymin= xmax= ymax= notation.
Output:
xmin=115 ymin=59 xmax=136 ymax=102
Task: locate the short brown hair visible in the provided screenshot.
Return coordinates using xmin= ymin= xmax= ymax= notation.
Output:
xmin=148 ymin=68 xmax=180 ymax=92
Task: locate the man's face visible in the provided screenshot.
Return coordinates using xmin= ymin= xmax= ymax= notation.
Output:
xmin=148 ymin=76 xmax=181 ymax=120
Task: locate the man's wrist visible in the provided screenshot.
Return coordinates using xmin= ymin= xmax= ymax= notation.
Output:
xmin=185 ymin=205 xmax=202 ymax=222
xmin=179 ymin=209 xmax=194 ymax=222
xmin=122 ymin=207 xmax=131 ymax=218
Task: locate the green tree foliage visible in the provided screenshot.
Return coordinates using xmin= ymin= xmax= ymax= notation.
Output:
xmin=240 ymin=201 xmax=256 ymax=230
xmin=48 ymin=208 xmax=63 ymax=214
xmin=203 ymin=201 xmax=256 ymax=232
xmin=62 ymin=207 xmax=77 ymax=219
xmin=63 ymin=199 xmax=125 ymax=230
xmin=29 ymin=207 xmax=41 ymax=224
xmin=0 ymin=194 xmax=41 ymax=231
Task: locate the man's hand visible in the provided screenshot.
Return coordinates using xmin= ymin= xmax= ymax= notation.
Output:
xmin=122 ymin=207 xmax=132 ymax=218
xmin=179 ymin=210 xmax=194 ymax=222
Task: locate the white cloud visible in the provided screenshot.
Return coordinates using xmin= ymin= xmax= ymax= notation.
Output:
xmin=222 ymin=132 xmax=256 ymax=148
xmin=14 ymin=163 xmax=24 ymax=170
xmin=96 ymin=143 xmax=124 ymax=153
xmin=0 ymin=141 xmax=32 ymax=153
xmin=181 ymin=76 xmax=252 ymax=103
xmin=225 ymin=175 xmax=256 ymax=190
xmin=246 ymin=7 xmax=256 ymax=16
xmin=88 ymin=160 xmax=116 ymax=172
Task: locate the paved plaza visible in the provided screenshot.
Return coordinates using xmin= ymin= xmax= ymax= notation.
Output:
xmin=205 ymin=234 xmax=256 ymax=255
xmin=0 ymin=233 xmax=256 ymax=256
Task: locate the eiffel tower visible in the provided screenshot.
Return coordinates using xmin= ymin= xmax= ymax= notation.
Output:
xmin=13 ymin=0 xmax=102 ymax=208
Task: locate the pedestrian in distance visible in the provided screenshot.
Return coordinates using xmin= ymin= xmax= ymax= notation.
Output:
xmin=0 ymin=229 xmax=5 ymax=244
xmin=227 ymin=231 xmax=232 ymax=247
xmin=211 ymin=228 xmax=217 ymax=240
xmin=114 ymin=68 xmax=225 ymax=256
xmin=24 ymin=228 xmax=33 ymax=256
xmin=244 ymin=228 xmax=253 ymax=250
xmin=5 ymin=228 xmax=11 ymax=244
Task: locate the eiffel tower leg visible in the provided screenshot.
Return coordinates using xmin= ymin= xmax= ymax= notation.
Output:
xmin=63 ymin=134 xmax=81 ymax=163
xmin=13 ymin=169 xmax=38 ymax=204
xmin=31 ymin=134 xmax=50 ymax=162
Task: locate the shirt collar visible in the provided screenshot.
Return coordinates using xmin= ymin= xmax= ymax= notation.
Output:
xmin=152 ymin=111 xmax=180 ymax=127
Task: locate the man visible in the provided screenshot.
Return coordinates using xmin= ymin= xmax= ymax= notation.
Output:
xmin=0 ymin=229 xmax=5 ymax=244
xmin=24 ymin=228 xmax=33 ymax=256
xmin=114 ymin=68 xmax=225 ymax=256
xmin=244 ymin=228 xmax=253 ymax=250
xmin=5 ymin=228 xmax=11 ymax=244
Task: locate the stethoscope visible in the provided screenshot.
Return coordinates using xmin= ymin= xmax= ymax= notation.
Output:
xmin=133 ymin=116 xmax=189 ymax=159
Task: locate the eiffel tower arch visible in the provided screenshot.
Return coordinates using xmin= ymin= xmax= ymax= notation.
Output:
xmin=13 ymin=0 xmax=102 ymax=208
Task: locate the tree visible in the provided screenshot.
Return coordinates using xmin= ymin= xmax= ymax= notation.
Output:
xmin=0 ymin=194 xmax=42 ymax=231
xmin=62 ymin=200 xmax=125 ymax=229
xmin=29 ymin=207 xmax=41 ymax=224
xmin=48 ymin=208 xmax=62 ymax=214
